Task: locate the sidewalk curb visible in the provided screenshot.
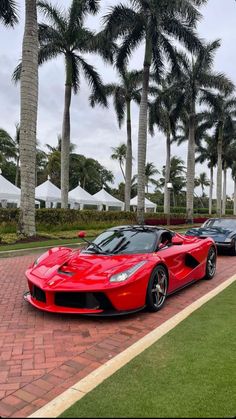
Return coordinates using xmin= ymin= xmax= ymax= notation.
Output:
xmin=27 ymin=273 xmax=236 ymax=418
xmin=0 ymin=242 xmax=82 ymax=258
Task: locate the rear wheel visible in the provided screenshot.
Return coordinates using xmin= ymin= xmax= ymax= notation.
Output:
xmin=205 ymin=246 xmax=217 ymax=280
xmin=146 ymin=265 xmax=168 ymax=312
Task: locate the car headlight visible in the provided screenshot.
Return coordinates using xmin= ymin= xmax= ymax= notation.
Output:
xmin=110 ymin=261 xmax=147 ymax=283
xmin=224 ymin=238 xmax=233 ymax=243
xmin=33 ymin=257 xmax=40 ymax=266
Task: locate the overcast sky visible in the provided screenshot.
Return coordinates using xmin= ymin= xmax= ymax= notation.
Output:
xmin=0 ymin=0 xmax=236 ymax=197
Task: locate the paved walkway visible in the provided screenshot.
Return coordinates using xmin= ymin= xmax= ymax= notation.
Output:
xmin=0 ymin=253 xmax=235 ymax=418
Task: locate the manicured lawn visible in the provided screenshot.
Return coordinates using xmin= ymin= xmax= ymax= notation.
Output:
xmin=60 ymin=282 xmax=236 ymax=418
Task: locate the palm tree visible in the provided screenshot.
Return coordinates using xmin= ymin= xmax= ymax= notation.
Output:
xmin=196 ymin=135 xmax=217 ymax=214
xmin=104 ymin=0 xmax=206 ymax=224
xmin=14 ymin=0 xmax=112 ymax=209
xmin=91 ymin=69 xmax=142 ymax=211
xmin=195 ymin=172 xmax=210 ymax=196
xmin=221 ymin=124 xmax=236 ymax=215
xmin=0 ymin=124 xmax=20 ymax=186
xmin=159 ymin=156 xmax=186 ymax=207
xmin=0 ymin=0 xmax=18 ymax=26
xmin=111 ymin=143 xmax=127 ymax=181
xmin=19 ymin=0 xmax=38 ymax=236
xmin=232 ymin=162 xmax=236 ymax=216
xmin=175 ymin=40 xmax=234 ymax=222
xmin=145 ymin=162 xmax=159 ymax=194
xmin=201 ymin=92 xmax=236 ymax=216
xmin=149 ymin=77 xmax=184 ymax=214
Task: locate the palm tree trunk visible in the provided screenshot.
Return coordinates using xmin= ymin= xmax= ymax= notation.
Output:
xmin=209 ymin=166 xmax=213 ymax=215
xmin=216 ymin=124 xmax=223 ymax=217
xmin=164 ymin=127 xmax=171 ymax=214
xmin=186 ymin=109 xmax=195 ymax=223
xmin=15 ymin=155 xmax=20 ymax=186
xmin=234 ymin=178 xmax=236 ymax=216
xmin=19 ymin=0 xmax=38 ymax=236
xmin=222 ymin=163 xmax=227 ymax=216
xmin=137 ymin=37 xmax=152 ymax=224
xmin=61 ymin=56 xmax=72 ymax=209
xmin=124 ymin=100 xmax=132 ymax=211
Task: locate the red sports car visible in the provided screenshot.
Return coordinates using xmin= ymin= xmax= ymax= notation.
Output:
xmin=24 ymin=225 xmax=217 ymax=316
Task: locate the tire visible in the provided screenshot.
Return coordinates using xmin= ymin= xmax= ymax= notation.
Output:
xmin=205 ymin=246 xmax=217 ymax=280
xmin=230 ymin=239 xmax=236 ymax=256
xmin=146 ymin=265 xmax=168 ymax=312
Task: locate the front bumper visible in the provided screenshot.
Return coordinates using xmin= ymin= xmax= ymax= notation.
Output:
xmin=215 ymin=242 xmax=233 ymax=249
xmin=24 ymin=269 xmax=148 ymax=315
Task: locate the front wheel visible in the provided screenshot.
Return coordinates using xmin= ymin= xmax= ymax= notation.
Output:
xmin=205 ymin=246 xmax=217 ymax=280
xmin=146 ymin=265 xmax=168 ymax=312
xmin=230 ymin=239 xmax=236 ymax=256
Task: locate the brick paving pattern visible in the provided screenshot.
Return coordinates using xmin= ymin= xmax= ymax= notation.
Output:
xmin=0 ymin=253 xmax=235 ymax=417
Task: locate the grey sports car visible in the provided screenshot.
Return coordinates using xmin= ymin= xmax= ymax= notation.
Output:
xmin=185 ymin=218 xmax=236 ymax=255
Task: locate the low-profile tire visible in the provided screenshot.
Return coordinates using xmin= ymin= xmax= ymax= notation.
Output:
xmin=230 ymin=239 xmax=236 ymax=256
xmin=146 ymin=265 xmax=168 ymax=312
xmin=205 ymin=246 xmax=217 ymax=280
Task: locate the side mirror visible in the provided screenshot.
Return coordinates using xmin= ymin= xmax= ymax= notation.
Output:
xmin=78 ymin=231 xmax=86 ymax=238
xmin=172 ymin=236 xmax=184 ymax=245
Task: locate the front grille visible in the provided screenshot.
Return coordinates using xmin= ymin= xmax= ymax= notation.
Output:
xmin=55 ymin=292 xmax=114 ymax=310
xmin=31 ymin=285 xmax=46 ymax=303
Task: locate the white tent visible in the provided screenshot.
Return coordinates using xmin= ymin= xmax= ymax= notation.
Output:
xmin=0 ymin=169 xmax=21 ymax=207
xmin=69 ymin=184 xmax=102 ymax=210
xmin=130 ymin=195 xmax=157 ymax=212
xmin=93 ymin=188 xmax=124 ymax=211
xmin=35 ymin=176 xmax=74 ymax=208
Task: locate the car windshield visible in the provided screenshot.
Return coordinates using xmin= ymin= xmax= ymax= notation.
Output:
xmin=84 ymin=228 xmax=157 ymax=255
xmin=203 ymin=219 xmax=236 ymax=229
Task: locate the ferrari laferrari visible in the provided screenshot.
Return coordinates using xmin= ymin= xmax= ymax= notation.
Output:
xmin=24 ymin=225 xmax=217 ymax=316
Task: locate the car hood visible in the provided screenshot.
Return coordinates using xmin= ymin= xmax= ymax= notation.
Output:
xmin=29 ymin=247 xmax=151 ymax=284
xmin=186 ymin=226 xmax=234 ymax=242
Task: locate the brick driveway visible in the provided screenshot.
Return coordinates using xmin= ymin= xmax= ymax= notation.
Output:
xmin=0 ymin=253 xmax=235 ymax=418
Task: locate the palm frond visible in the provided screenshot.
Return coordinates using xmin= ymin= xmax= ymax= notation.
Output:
xmin=37 ymin=1 xmax=67 ymax=32
xmin=0 ymin=0 xmax=18 ymax=26
xmin=77 ymin=56 xmax=107 ymax=107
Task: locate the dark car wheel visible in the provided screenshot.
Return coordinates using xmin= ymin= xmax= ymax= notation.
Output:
xmin=146 ymin=265 xmax=168 ymax=312
xmin=205 ymin=246 xmax=217 ymax=280
xmin=230 ymin=239 xmax=236 ymax=256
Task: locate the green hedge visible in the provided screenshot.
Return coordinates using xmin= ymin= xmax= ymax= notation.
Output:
xmin=0 ymin=208 xmax=234 ymax=231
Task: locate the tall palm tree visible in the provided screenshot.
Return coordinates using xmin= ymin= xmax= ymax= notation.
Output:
xmin=232 ymin=162 xmax=236 ymax=216
xmin=196 ymin=134 xmax=217 ymax=214
xmin=175 ymin=40 xmax=234 ymax=222
xmin=221 ymin=124 xmax=236 ymax=215
xmin=111 ymin=143 xmax=127 ymax=181
xmin=91 ymin=69 xmax=142 ymax=211
xmin=18 ymin=0 xmax=38 ymax=236
xmin=0 ymin=0 xmax=18 ymax=26
xmin=149 ymin=77 xmax=184 ymax=214
xmin=104 ymin=0 xmax=206 ymax=224
xmin=201 ymin=92 xmax=236 ymax=216
xmin=14 ymin=0 xmax=112 ymax=209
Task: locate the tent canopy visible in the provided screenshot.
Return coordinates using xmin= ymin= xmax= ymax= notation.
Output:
xmin=69 ymin=184 xmax=101 ymax=206
xmin=130 ymin=195 xmax=157 ymax=211
xmin=0 ymin=170 xmax=21 ymax=200
xmin=35 ymin=177 xmax=61 ymax=202
xmin=93 ymin=188 xmax=124 ymax=209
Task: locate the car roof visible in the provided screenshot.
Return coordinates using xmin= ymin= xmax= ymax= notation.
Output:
xmin=107 ymin=225 xmax=173 ymax=234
